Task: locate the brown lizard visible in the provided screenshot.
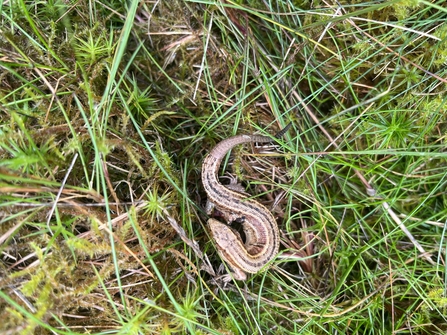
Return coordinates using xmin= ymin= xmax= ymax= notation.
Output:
xmin=202 ymin=125 xmax=289 ymax=280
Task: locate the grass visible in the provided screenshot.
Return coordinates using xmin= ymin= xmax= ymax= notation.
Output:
xmin=1 ymin=0 xmax=447 ymax=334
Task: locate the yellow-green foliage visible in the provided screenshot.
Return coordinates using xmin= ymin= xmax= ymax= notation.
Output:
xmin=1 ymin=0 xmax=447 ymax=334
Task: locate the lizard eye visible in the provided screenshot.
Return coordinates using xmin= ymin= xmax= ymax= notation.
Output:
xmin=234 ymin=216 xmax=245 ymax=224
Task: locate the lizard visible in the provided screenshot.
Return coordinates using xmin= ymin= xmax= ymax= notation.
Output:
xmin=202 ymin=124 xmax=289 ymax=280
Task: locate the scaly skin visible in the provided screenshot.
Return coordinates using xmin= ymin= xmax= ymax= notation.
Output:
xmin=202 ymin=129 xmax=288 ymax=280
